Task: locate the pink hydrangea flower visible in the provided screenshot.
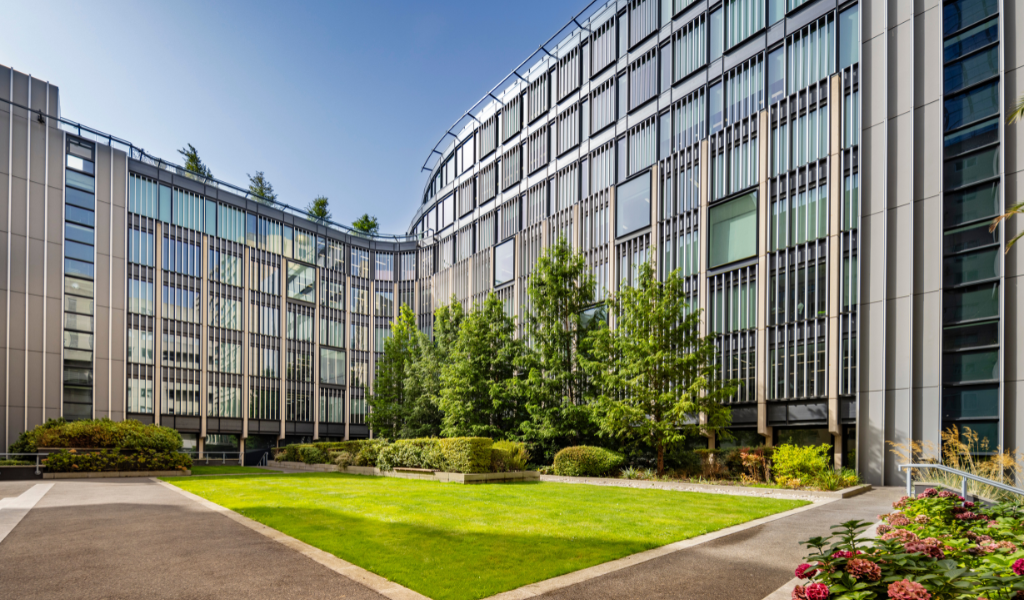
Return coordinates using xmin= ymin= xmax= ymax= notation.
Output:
xmin=831 ymin=549 xmax=862 ymax=559
xmin=877 ymin=523 xmax=892 ymax=535
xmin=792 ymin=585 xmax=808 ymax=600
xmin=893 ymin=496 xmax=909 ymax=510
xmin=882 ymin=529 xmax=920 ymax=544
xmin=1014 ymin=559 xmax=1024 ymax=576
xmin=795 ymin=563 xmax=815 ymax=579
xmin=914 ymin=514 xmax=929 ymax=524
xmin=889 ymin=514 xmax=911 ymax=527
xmin=963 ymin=501 xmax=975 ymax=508
xmin=846 ymin=558 xmax=882 ymax=582
xmin=987 ymin=520 xmax=1000 ymax=528
xmin=804 ymin=582 xmax=829 ymax=600
xmin=981 ymin=540 xmax=1018 ymax=554
xmin=905 ymin=538 xmax=945 ymax=559
xmin=920 ymin=488 xmax=938 ymax=498
xmin=937 ymin=490 xmax=956 ymax=498
xmin=888 ymin=579 xmax=931 ymax=600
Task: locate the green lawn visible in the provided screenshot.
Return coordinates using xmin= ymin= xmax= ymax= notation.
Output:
xmin=168 ymin=473 xmax=806 ymax=600
xmin=189 ymin=465 xmax=282 ymax=476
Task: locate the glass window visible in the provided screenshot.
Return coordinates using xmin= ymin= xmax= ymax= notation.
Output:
xmin=944 ymin=146 xmax=999 ymax=190
xmin=944 ymin=247 xmax=999 ymax=286
xmin=944 ymin=81 xmax=999 ymax=132
xmin=65 ymin=295 xmax=94 ymax=316
xmin=65 ymin=258 xmax=94 ymax=279
xmin=66 ymin=205 xmax=95 ymax=228
xmin=66 ymin=223 xmax=94 ymax=246
xmin=65 ymin=276 xmax=94 ymax=298
xmin=616 ymin=174 xmax=651 ymax=237
xmin=943 ymin=320 xmax=999 ymax=351
xmin=709 ymin=81 xmax=723 ymax=134
xmin=159 ymin=185 xmax=172 ymax=223
xmin=494 ymin=239 xmax=515 ymax=287
xmin=943 ymin=283 xmax=998 ymax=323
xmin=659 ymin=111 xmax=672 ymax=159
xmin=944 ymin=181 xmax=999 ymax=226
xmin=708 ymin=192 xmax=757 ymax=268
xmin=320 ymin=348 xmax=346 ymax=385
xmin=943 ymin=385 xmax=999 ymax=419
xmin=944 ymin=221 xmax=999 ymax=255
xmin=767 ymin=46 xmax=785 ymax=105
xmin=66 ymin=187 xmax=95 ymax=210
xmin=65 ymin=170 xmax=94 ymax=194
xmin=65 ymin=240 xmax=93 ymax=263
xmin=943 ymin=0 xmax=997 ymax=37
xmin=944 ymin=46 xmax=998 ymax=94
xmin=286 ymin=263 xmax=316 ymax=302
xmin=944 ymin=17 xmax=998 ymax=63
xmin=944 ymin=118 xmax=999 ymax=157
xmin=768 ymin=0 xmax=785 ymax=26
xmin=943 ymin=349 xmax=999 ymax=383
xmin=710 ymin=8 xmax=723 ymax=62
xmin=838 ymin=5 xmax=859 ymax=70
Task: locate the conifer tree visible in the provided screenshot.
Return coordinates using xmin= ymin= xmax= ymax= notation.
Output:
xmin=177 ymin=143 xmax=213 ymax=179
xmin=306 ymin=195 xmax=331 ymax=222
xmin=247 ymin=170 xmax=277 ymax=204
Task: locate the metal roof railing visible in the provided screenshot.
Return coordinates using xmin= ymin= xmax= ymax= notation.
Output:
xmin=4 ymin=96 xmax=421 ymax=244
xmin=899 ymin=463 xmax=1024 ymax=502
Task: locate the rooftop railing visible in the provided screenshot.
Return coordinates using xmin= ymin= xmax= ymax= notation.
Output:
xmin=5 ymin=96 xmax=422 ymax=244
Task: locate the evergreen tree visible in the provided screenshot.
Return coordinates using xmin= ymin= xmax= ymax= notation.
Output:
xmin=177 ymin=143 xmax=213 ymax=179
xmin=352 ymin=213 xmax=380 ymax=236
xmin=439 ymin=294 xmax=526 ymax=438
xmin=248 ymin=170 xmax=277 ymax=204
xmin=516 ymin=237 xmax=600 ymax=459
xmin=584 ymin=260 xmax=735 ymax=476
xmin=367 ymin=305 xmax=417 ymax=438
xmin=306 ymin=195 xmax=331 ymax=223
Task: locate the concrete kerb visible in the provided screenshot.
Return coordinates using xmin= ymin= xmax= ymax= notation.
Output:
xmin=761 ymin=522 xmax=882 ymax=600
xmin=539 ymin=475 xmax=872 ymax=502
xmin=153 ymin=478 xmax=430 ymax=600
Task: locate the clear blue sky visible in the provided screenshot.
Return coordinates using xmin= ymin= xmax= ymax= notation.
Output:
xmin=1 ymin=0 xmax=582 ymax=234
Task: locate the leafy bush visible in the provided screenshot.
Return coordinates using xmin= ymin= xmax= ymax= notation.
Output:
xmin=491 ymin=441 xmax=531 ymax=472
xmin=0 ymin=459 xmax=32 ymax=466
xmin=45 ymin=448 xmax=191 ymax=472
xmin=333 ymin=451 xmax=355 ymax=469
xmin=9 ymin=418 xmax=181 ymax=453
xmin=552 ymin=446 xmax=624 ymax=477
xmin=793 ymin=491 xmax=1024 ymax=599
xmin=438 ymin=437 xmax=493 ymax=473
xmin=377 ymin=439 xmax=446 ymax=472
xmin=772 ymin=443 xmax=832 ymax=487
xmin=353 ymin=440 xmax=388 ymax=467
xmin=298 ymin=445 xmax=331 ymax=464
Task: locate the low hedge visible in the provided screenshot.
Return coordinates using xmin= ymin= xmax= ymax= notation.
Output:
xmin=276 ymin=440 xmax=387 ymax=466
xmin=491 ymin=441 xmax=530 ymax=472
xmin=552 ymin=446 xmax=624 ymax=477
xmin=377 ymin=439 xmax=446 ymax=471
xmin=438 ymin=438 xmax=493 ymax=473
xmin=45 ymin=448 xmax=191 ymax=472
xmin=277 ymin=437 xmax=496 ymax=473
xmin=9 ymin=418 xmax=181 ymax=453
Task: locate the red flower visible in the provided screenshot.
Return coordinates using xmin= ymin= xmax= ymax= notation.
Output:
xmin=795 ymin=563 xmax=815 ymax=579
xmin=1012 ymin=558 xmax=1024 ymax=576
xmin=804 ymin=583 xmax=829 ymax=600
xmin=888 ymin=579 xmax=931 ymax=600
xmin=846 ymin=558 xmax=882 ymax=582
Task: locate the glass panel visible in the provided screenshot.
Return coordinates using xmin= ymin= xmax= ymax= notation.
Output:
xmin=943 ymin=0 xmax=998 ymax=36
xmin=710 ymin=8 xmax=723 ymax=62
xmin=943 ymin=385 xmax=999 ymax=419
xmin=944 ymin=146 xmax=999 ymax=190
xmin=944 ymin=46 xmax=998 ymax=94
xmin=944 ymin=118 xmax=998 ymax=157
xmin=64 ymin=313 xmax=93 ymax=332
xmin=768 ymin=0 xmax=784 ymax=26
xmin=64 ymin=258 xmax=94 ymax=279
xmin=708 ymin=192 xmax=757 ymax=268
xmin=944 ymin=222 xmax=999 ymax=255
xmin=944 ymin=247 xmax=999 ymax=286
xmin=944 ymin=181 xmax=999 ymax=226
xmin=65 ymin=295 xmax=94 ymax=315
xmin=944 ymin=81 xmax=999 ymax=132
xmin=159 ymin=185 xmax=172 ymax=223
xmin=944 ymin=17 xmax=998 ymax=62
xmin=65 ymin=170 xmax=95 ymax=193
xmin=64 ymin=240 xmax=93 ymax=263
xmin=494 ymin=239 xmax=515 ymax=287
xmin=66 ymin=187 xmax=95 ymax=210
xmin=63 ymin=331 xmax=93 ymax=351
xmin=63 ymin=366 xmax=93 ymax=386
xmin=943 ymin=320 xmax=999 ymax=350
xmin=65 ymin=223 xmax=94 ymax=245
xmin=943 ymin=349 xmax=999 ymax=383
xmin=616 ymin=174 xmax=652 ymax=237
xmin=943 ymin=283 xmax=998 ymax=322
xmin=66 ymin=205 xmax=95 ymax=228
xmin=838 ymin=5 xmax=860 ymax=70
xmin=65 ymin=276 xmax=94 ymax=298
xmin=767 ymin=46 xmax=785 ymax=105
xmin=286 ymin=263 xmax=315 ymax=302
xmin=67 ymin=140 xmax=93 ymax=160
xmin=709 ymin=81 xmax=723 ymax=134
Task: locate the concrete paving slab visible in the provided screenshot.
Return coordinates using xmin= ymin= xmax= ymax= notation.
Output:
xmin=0 ymin=477 xmax=387 ymax=600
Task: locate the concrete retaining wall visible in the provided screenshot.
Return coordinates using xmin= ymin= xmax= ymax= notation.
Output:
xmin=273 ymin=461 xmax=539 ymax=484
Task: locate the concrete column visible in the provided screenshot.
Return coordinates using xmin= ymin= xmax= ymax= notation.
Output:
xmin=828 ymin=74 xmax=843 ymax=467
xmin=279 ymin=257 xmax=287 ymax=442
xmin=154 ymin=221 xmax=162 ymax=425
xmin=757 ymin=110 xmax=772 ymax=445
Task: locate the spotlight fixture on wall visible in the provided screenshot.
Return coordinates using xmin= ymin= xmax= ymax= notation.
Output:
xmin=36 ymin=113 xmax=45 ymax=125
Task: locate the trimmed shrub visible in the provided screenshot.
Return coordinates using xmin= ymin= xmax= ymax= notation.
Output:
xmin=772 ymin=443 xmax=831 ymax=487
xmin=439 ymin=437 xmax=493 ymax=473
xmin=10 ymin=418 xmax=181 ymax=453
xmin=552 ymin=446 xmax=624 ymax=477
xmin=45 ymin=448 xmax=191 ymax=472
xmin=377 ymin=439 xmax=446 ymax=472
xmin=298 ymin=445 xmax=331 ymax=465
xmin=333 ymin=451 xmax=355 ymax=469
xmin=491 ymin=441 xmax=530 ymax=472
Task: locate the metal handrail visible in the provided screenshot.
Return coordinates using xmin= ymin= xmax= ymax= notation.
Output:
xmin=899 ymin=462 xmax=1024 ymax=500
xmin=0 ymin=96 xmax=421 ymax=243
xmin=0 ymin=452 xmax=51 ymax=475
xmin=182 ymin=451 xmax=242 ymax=464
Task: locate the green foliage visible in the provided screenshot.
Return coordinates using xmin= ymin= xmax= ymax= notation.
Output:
xmin=552 ymin=446 xmax=624 ymax=477
xmin=771 ymin=443 xmax=832 ymax=487
xmin=491 ymin=441 xmax=531 ymax=472
xmin=277 ymin=440 xmax=387 ymax=466
xmin=376 ymin=439 xmax=446 ymax=471
xmin=584 ymin=260 xmax=734 ymax=476
xmin=0 ymin=459 xmax=32 ymax=466
xmin=247 ymin=170 xmax=277 ymax=204
xmin=352 ymin=213 xmax=380 ymax=235
xmin=369 ymin=305 xmax=421 ymax=438
xmin=333 ymin=451 xmax=355 ymax=469
xmin=299 ymin=445 xmax=331 ymax=465
xmin=177 ymin=143 xmax=213 ymax=179
xmin=10 ymin=418 xmax=181 ymax=453
xmin=438 ymin=437 xmax=494 ymax=473
xmin=516 ymin=237 xmax=600 ymax=460
xmin=45 ymin=448 xmax=191 ymax=472
xmin=439 ymin=293 xmax=527 ymax=438
xmin=306 ymin=195 xmax=331 ymax=222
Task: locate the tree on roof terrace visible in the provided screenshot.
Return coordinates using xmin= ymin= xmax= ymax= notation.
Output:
xmin=248 ymin=170 xmax=277 ymax=205
xmin=177 ymin=143 xmax=213 ymax=179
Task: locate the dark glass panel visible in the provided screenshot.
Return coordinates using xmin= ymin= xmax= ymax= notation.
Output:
xmin=944 ymin=81 xmax=999 ymax=132
xmin=944 ymin=17 xmax=998 ymax=62
xmin=943 ymin=222 xmax=998 ymax=255
xmin=943 ymin=181 xmax=999 ymax=227
xmin=944 ymin=248 xmax=999 ymax=286
xmin=943 ymin=0 xmax=997 ymax=36
xmin=943 ymin=283 xmax=998 ymax=323
xmin=943 ymin=320 xmax=999 ymax=350
xmin=943 ymin=118 xmax=998 ymax=157
xmin=943 ymin=46 xmax=998 ymax=94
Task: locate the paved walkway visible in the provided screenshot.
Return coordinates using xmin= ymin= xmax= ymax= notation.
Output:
xmin=0 ymin=477 xmax=386 ymax=600
xmin=0 ymin=476 xmax=903 ymax=600
xmin=527 ymin=487 xmax=904 ymax=600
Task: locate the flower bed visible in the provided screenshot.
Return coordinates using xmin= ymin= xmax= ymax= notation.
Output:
xmin=791 ymin=488 xmax=1024 ymax=599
